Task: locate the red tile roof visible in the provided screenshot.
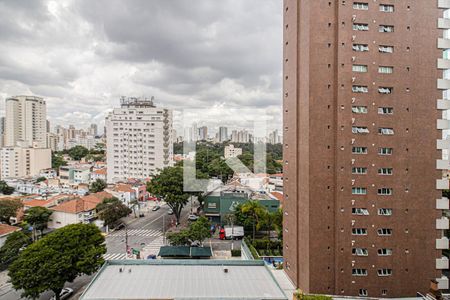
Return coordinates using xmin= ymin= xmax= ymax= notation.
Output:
xmin=270 ymin=192 xmax=284 ymax=202
xmin=23 ymin=199 xmax=54 ymax=208
xmin=93 ymin=168 xmax=107 ymax=175
xmin=114 ymin=184 xmax=134 ymax=193
xmin=51 ymin=198 xmax=97 ymax=214
xmin=0 ymin=224 xmax=21 ymax=237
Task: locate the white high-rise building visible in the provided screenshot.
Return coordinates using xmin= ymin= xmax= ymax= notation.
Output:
xmin=5 ymin=96 xmax=47 ymax=148
xmin=219 ymin=127 xmax=228 ymax=142
xmin=105 ymin=97 xmax=174 ymax=183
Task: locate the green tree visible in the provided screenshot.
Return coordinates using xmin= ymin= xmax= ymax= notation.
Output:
xmin=35 ymin=177 xmax=47 ymax=183
xmin=51 ymin=152 xmax=67 ymax=171
xmin=24 ymin=207 xmax=53 ymax=237
xmin=0 ymin=181 xmax=15 ymax=195
xmin=0 ymin=199 xmax=22 ymax=224
xmin=67 ymin=145 xmax=89 ymax=161
xmin=166 ymin=217 xmax=211 ymax=246
xmin=240 ymin=201 xmax=267 ymax=241
xmin=8 ymin=223 xmax=106 ymax=300
xmin=89 ymin=179 xmax=107 ymax=193
xmin=147 ymin=166 xmax=190 ymax=225
xmin=0 ymin=231 xmax=31 ymax=270
xmin=96 ymin=197 xmax=131 ymax=228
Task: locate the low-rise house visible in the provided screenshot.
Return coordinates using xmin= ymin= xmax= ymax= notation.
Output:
xmin=39 ymin=168 xmax=57 ymax=179
xmin=0 ymin=224 xmax=21 ymax=247
xmin=48 ymin=198 xmax=97 ymax=229
xmin=91 ymin=168 xmax=107 ymax=182
xmin=106 ymin=184 xmax=136 ymax=206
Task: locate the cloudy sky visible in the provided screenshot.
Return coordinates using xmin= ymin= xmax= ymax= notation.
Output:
xmin=0 ymin=0 xmax=282 ymax=135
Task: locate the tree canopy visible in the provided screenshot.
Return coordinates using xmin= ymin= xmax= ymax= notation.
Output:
xmin=67 ymin=145 xmax=89 ymax=161
xmin=0 ymin=231 xmax=31 ymax=270
xmin=24 ymin=207 xmax=53 ymax=232
xmin=96 ymin=197 xmax=131 ymax=228
xmin=147 ymin=166 xmax=190 ymax=225
xmin=51 ymin=152 xmax=67 ymax=171
xmin=167 ymin=216 xmax=211 ymax=246
xmin=89 ymin=179 xmax=107 ymax=193
xmin=8 ymin=224 xmax=106 ymax=300
xmin=0 ymin=181 xmax=15 ymax=195
xmin=0 ymin=199 xmax=22 ymax=224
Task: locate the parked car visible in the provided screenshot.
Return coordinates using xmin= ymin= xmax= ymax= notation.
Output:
xmin=188 ymin=214 xmax=199 ymax=221
xmin=167 ymin=208 xmax=173 ymax=215
xmin=152 ymin=205 xmax=161 ymax=211
xmin=50 ymin=288 xmax=73 ymax=300
xmin=115 ymin=223 xmax=125 ymax=230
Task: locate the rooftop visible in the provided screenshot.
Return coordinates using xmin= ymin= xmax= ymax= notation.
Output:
xmin=50 ymin=198 xmax=96 ymax=214
xmin=0 ymin=224 xmax=21 ymax=237
xmin=80 ymin=260 xmax=287 ymax=300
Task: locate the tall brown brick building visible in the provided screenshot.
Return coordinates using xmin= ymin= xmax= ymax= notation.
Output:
xmin=283 ymin=0 xmax=449 ymax=297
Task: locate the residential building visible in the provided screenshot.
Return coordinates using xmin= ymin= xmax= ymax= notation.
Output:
xmin=283 ymin=0 xmax=444 ymax=297
xmin=89 ymin=123 xmax=98 ymax=136
xmin=0 ymin=117 xmax=4 ymax=148
xmin=39 ymin=168 xmax=57 ymax=179
xmin=0 ymin=224 xmax=21 ymax=247
xmin=0 ymin=146 xmax=51 ymax=179
xmin=91 ymin=168 xmax=107 ymax=182
xmin=224 ymin=144 xmax=242 ymax=159
xmin=268 ymin=173 xmax=283 ymax=192
xmin=5 ymin=96 xmax=47 ymax=148
xmin=105 ymin=97 xmax=174 ymax=183
xmin=219 ymin=126 xmax=229 ymax=142
xmin=268 ymin=130 xmax=282 ymax=145
xmin=198 ymin=126 xmax=208 ymax=141
xmin=106 ymin=183 xmax=137 ymax=207
xmin=58 ymin=165 xmax=92 ymax=185
xmin=231 ymin=129 xmax=250 ymax=143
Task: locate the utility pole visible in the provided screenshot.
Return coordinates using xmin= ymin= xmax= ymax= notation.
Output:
xmin=124 ymin=223 xmax=129 ymax=259
xmin=162 ymin=215 xmax=166 ymax=245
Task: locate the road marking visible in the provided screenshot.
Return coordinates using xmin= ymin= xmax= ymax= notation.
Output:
xmin=103 ymin=253 xmax=127 ymax=260
xmin=141 ymin=236 xmax=165 ymax=256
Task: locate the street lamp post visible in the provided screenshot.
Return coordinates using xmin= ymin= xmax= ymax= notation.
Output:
xmin=123 ymin=223 xmax=129 ymax=259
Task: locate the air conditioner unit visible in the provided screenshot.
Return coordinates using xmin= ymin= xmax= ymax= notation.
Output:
xmin=352 ymin=77 xmax=356 ymax=82
xmin=352 ymin=15 xmax=357 ymax=21
xmin=352 ymin=118 xmax=355 ymax=124
xmin=351 ymin=138 xmax=355 ymax=144
xmin=352 ymin=56 xmax=356 ymax=62
xmin=351 ymin=159 xmax=355 ymax=164
xmin=352 ymin=35 xmax=356 ymax=41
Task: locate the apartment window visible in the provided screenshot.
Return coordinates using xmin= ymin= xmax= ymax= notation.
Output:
xmin=352 ymin=64 xmax=368 ymax=72
xmin=382 ymin=290 xmax=388 ymax=296
xmin=352 ymin=126 xmax=370 ymax=134
xmin=378 ymin=188 xmax=392 ymax=195
xmin=352 ymin=85 xmax=368 ymax=93
xmin=378 ymin=147 xmax=393 ymax=155
xmin=352 ymin=268 xmax=368 ymax=276
xmin=353 ymin=147 xmax=368 ymax=154
xmin=380 ymin=45 xmax=394 ymax=53
xmin=353 ymin=2 xmax=368 ymax=10
xmin=378 ymin=168 xmax=393 ymax=175
xmin=359 ymin=289 xmax=368 ymax=297
xmin=378 ymin=87 xmax=393 ymax=94
xmin=352 ymin=228 xmax=367 ymax=235
xmin=379 ymin=25 xmax=394 ymax=32
xmin=378 ymin=208 xmax=393 ymax=216
xmin=352 ymin=167 xmax=367 ymax=174
xmin=352 ymin=106 xmax=368 ymax=114
xmin=352 ymin=187 xmax=367 ymax=195
xmin=377 ymin=228 xmax=393 ymax=236
xmin=353 ymin=43 xmax=369 ymax=52
xmin=352 ymin=207 xmax=369 ymax=215
xmin=378 ymin=248 xmax=393 ymax=256
xmin=377 ymin=268 xmax=393 ymax=276
xmin=352 ymin=248 xmax=368 ymax=256
xmin=378 ymin=66 xmax=393 ymax=74
xmin=378 ymin=107 xmax=393 ymax=115
xmin=379 ymin=4 xmax=394 ymax=12
xmin=353 ymin=23 xmax=369 ymax=31
xmin=378 ymin=128 xmax=394 ymax=135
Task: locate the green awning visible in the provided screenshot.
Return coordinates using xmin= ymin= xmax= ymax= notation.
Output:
xmin=158 ymin=246 xmax=212 ymax=258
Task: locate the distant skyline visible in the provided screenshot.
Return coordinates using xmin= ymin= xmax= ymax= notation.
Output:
xmin=0 ymin=1 xmax=282 ymax=133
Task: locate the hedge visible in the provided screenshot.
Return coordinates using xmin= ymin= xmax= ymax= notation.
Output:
xmin=231 ymin=249 xmax=241 ymax=257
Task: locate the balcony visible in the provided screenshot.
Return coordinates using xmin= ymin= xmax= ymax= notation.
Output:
xmin=438 ymin=0 xmax=450 ymax=9
xmin=436 ymin=237 xmax=449 ymax=249
xmin=437 ymin=217 xmax=450 ymax=230
xmin=437 ymin=257 xmax=449 ymax=269
xmin=437 ymin=197 xmax=449 ymax=210
xmin=437 ymin=276 xmax=449 ymax=290
xmin=437 ymin=160 xmax=449 ymax=170
xmin=437 ymin=179 xmax=449 ymax=190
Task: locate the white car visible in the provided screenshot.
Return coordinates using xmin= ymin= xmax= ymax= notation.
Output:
xmin=51 ymin=288 xmax=73 ymax=300
xmin=188 ymin=214 xmax=199 ymax=221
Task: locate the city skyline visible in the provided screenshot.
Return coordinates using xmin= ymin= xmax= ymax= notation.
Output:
xmin=0 ymin=0 xmax=282 ymax=133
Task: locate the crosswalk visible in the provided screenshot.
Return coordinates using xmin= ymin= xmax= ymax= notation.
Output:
xmin=103 ymin=253 xmax=128 ymax=260
xmin=108 ymin=229 xmax=163 ymax=237
xmin=141 ymin=236 xmax=165 ymax=256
